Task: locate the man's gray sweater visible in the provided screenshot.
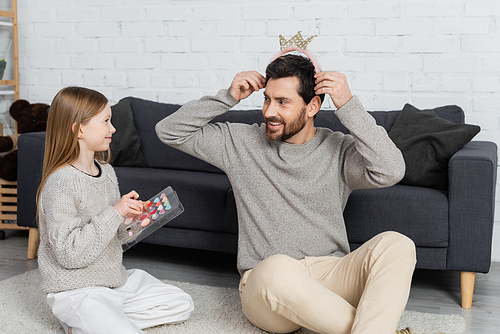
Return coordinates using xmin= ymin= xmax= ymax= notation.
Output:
xmin=156 ymin=89 xmax=405 ymax=275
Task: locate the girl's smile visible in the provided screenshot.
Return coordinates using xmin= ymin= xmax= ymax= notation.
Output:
xmin=78 ymin=103 xmax=116 ymax=153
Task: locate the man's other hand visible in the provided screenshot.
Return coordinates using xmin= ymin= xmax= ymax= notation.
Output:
xmin=314 ymin=71 xmax=353 ymax=109
xmin=229 ymin=71 xmax=266 ymax=102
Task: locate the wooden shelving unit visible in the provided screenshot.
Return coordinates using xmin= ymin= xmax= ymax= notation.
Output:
xmin=0 ymin=178 xmax=23 ymax=230
xmin=0 ymin=1 xmax=38 ymax=260
xmin=0 ymin=0 xmax=19 ymax=99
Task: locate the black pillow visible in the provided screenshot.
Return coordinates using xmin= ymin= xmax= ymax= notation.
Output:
xmin=109 ymin=98 xmax=148 ymax=167
xmin=388 ymin=104 xmax=480 ymax=189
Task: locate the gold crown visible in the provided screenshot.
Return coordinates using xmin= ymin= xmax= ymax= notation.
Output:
xmin=279 ymin=31 xmax=318 ymax=50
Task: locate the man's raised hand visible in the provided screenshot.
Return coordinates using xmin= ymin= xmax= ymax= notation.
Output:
xmin=228 ymin=71 xmax=266 ymax=102
xmin=314 ymin=71 xmax=353 ymax=109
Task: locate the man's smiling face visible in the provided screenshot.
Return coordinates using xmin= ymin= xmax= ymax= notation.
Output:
xmin=262 ymin=76 xmax=308 ymax=143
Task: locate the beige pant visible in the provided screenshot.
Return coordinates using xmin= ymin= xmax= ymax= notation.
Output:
xmin=239 ymin=231 xmax=416 ymax=334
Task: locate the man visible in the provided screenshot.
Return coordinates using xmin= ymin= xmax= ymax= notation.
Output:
xmin=156 ymin=54 xmax=416 ymax=334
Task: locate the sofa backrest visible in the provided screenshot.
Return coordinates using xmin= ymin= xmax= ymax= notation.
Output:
xmin=127 ymin=96 xmax=465 ymax=173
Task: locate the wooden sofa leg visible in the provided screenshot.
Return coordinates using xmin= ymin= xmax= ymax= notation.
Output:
xmin=27 ymin=227 xmax=40 ymax=260
xmin=460 ymin=271 xmax=475 ymax=309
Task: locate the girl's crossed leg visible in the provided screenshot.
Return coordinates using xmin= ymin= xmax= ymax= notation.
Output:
xmin=48 ymin=269 xmax=194 ymax=334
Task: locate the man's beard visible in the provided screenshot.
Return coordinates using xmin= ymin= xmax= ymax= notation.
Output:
xmin=265 ymin=107 xmax=307 ymax=142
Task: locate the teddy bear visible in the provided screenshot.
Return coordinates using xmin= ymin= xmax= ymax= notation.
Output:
xmin=0 ymin=99 xmax=49 ymax=181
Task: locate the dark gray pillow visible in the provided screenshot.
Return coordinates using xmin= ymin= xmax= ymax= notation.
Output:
xmin=388 ymin=104 xmax=480 ymax=189
xmin=110 ymin=98 xmax=148 ymax=167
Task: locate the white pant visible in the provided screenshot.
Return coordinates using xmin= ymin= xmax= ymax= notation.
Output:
xmin=47 ymin=269 xmax=194 ymax=334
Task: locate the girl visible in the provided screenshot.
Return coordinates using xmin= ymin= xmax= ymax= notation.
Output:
xmin=36 ymin=86 xmax=194 ymax=334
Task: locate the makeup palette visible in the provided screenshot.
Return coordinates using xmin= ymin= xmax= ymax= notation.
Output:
xmin=121 ymin=186 xmax=184 ymax=251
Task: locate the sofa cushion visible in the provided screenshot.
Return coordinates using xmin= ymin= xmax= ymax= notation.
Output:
xmin=320 ymin=104 xmax=467 ymax=134
xmin=110 ymin=99 xmax=148 ymax=167
xmin=114 ymin=166 xmax=235 ymax=233
xmin=344 ymin=184 xmax=449 ymax=248
xmin=127 ymin=97 xmax=220 ymax=173
xmin=128 ymin=97 xmax=265 ymax=174
xmin=388 ymin=104 xmax=480 ymax=189
xmin=128 ymin=97 xmax=226 ymax=174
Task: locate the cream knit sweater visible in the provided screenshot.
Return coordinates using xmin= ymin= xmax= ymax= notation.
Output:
xmin=38 ymin=162 xmax=128 ymax=293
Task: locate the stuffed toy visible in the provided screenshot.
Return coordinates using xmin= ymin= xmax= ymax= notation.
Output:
xmin=0 ymin=99 xmax=49 ymax=181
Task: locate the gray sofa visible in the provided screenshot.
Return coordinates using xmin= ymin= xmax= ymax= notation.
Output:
xmin=17 ymin=97 xmax=497 ymax=308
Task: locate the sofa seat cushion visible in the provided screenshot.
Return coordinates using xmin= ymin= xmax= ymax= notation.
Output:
xmin=344 ymin=184 xmax=448 ymax=248
xmin=114 ymin=166 xmax=235 ymax=233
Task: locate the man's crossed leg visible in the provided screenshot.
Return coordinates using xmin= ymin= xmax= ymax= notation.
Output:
xmin=239 ymin=231 xmax=416 ymax=334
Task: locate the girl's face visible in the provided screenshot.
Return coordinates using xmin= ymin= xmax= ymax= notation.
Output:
xmin=78 ymin=103 xmax=116 ymax=153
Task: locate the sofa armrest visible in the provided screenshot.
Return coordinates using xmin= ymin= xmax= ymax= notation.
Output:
xmin=447 ymin=141 xmax=498 ymax=273
xmin=17 ymin=132 xmax=46 ymax=228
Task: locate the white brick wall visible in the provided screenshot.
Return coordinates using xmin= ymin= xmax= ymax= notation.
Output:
xmin=0 ymin=0 xmax=499 ymax=261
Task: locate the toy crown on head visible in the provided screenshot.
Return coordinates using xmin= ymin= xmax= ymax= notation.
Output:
xmin=271 ymin=31 xmax=321 ymax=73
xmin=279 ymin=31 xmax=318 ymax=50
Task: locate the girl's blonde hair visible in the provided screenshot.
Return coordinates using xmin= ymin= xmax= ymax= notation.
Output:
xmin=36 ymin=86 xmax=109 ymax=209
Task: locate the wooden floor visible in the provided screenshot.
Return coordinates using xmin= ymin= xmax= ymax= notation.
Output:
xmin=1 ymin=229 xmax=499 ymax=334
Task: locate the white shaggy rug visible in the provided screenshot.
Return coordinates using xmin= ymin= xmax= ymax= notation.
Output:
xmin=0 ymin=269 xmax=466 ymax=334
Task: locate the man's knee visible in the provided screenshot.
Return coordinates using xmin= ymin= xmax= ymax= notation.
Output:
xmin=241 ymin=255 xmax=308 ymax=333
xmin=377 ymin=231 xmax=416 ymax=263
xmin=248 ymin=254 xmax=306 ymax=294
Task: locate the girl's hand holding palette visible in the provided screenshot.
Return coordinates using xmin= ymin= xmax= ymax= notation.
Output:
xmin=121 ymin=186 xmax=184 ymax=251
